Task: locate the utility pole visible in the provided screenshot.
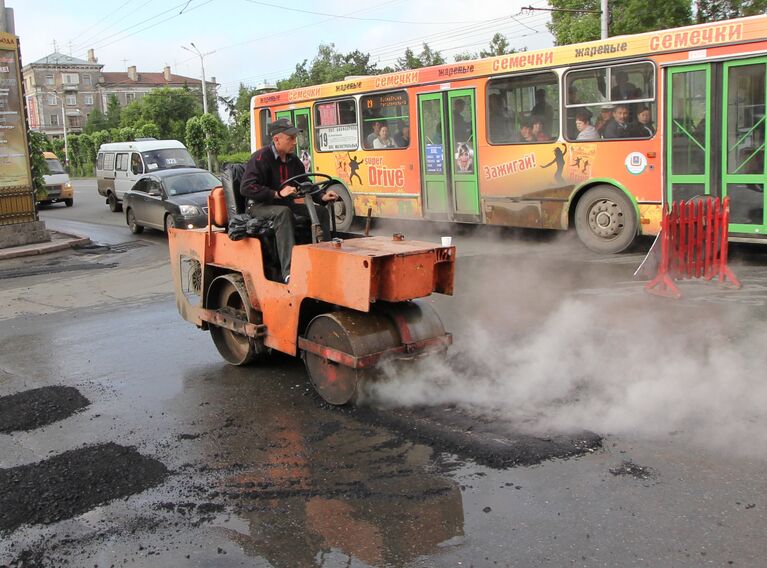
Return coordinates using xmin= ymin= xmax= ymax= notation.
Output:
xmin=181 ymin=42 xmax=215 ymax=171
xmin=59 ymin=92 xmax=69 ymax=167
xmin=601 ymin=0 xmax=609 ymax=39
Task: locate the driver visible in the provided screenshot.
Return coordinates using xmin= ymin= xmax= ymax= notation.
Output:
xmin=240 ymin=118 xmax=338 ymax=283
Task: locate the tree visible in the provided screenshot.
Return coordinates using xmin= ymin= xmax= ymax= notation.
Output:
xmin=395 ymin=43 xmax=446 ymax=70
xmin=219 ymin=84 xmax=259 ymax=153
xmin=84 ymin=108 xmax=109 ymax=134
xmin=277 ymin=44 xmax=377 ymax=90
xmin=696 ymin=0 xmax=767 ymax=22
xmin=454 ymin=33 xmax=519 ymax=62
xmin=547 ymin=0 xmax=692 ymax=45
xmin=106 ymin=94 xmax=121 ymax=129
xmin=185 ymin=116 xmax=205 ymax=165
xmin=27 ymin=130 xmax=48 ymax=196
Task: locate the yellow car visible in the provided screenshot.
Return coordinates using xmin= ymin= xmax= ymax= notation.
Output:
xmin=39 ymin=151 xmax=74 ymax=207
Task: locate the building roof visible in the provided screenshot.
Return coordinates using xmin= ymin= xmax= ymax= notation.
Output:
xmin=100 ymin=72 xmax=216 ymax=87
xmin=28 ymin=52 xmax=100 ymax=67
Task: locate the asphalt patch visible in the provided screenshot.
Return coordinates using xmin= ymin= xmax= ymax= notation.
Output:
xmin=0 ymin=386 xmax=90 ymax=433
xmin=609 ymin=460 xmax=657 ymax=481
xmin=0 ymin=261 xmax=116 ymax=279
xmin=0 ymin=443 xmax=168 ymax=534
xmin=342 ymin=404 xmax=602 ymax=469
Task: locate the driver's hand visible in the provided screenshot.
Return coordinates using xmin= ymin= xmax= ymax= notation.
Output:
xmin=321 ymin=190 xmax=339 ymax=202
xmin=278 ymin=185 xmax=298 ymax=198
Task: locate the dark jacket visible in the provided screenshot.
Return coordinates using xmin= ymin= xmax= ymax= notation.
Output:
xmin=240 ymin=144 xmax=306 ymax=205
xmin=602 ymin=119 xmax=631 ymax=139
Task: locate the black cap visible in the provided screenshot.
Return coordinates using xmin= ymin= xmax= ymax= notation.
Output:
xmin=269 ymin=118 xmax=301 ymax=137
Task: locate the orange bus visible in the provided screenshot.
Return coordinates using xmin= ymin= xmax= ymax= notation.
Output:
xmin=251 ymin=15 xmax=767 ymax=253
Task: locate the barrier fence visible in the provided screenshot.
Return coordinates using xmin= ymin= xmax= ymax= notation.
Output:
xmin=645 ymin=196 xmax=741 ymax=299
xmin=0 ymin=187 xmax=37 ymax=226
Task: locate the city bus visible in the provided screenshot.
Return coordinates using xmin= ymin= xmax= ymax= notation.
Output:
xmin=250 ymin=15 xmax=767 ymax=253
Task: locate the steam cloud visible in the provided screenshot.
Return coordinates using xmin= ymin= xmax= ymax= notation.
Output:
xmin=366 ymin=255 xmax=767 ymax=458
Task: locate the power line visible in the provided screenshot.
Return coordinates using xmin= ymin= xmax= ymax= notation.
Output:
xmin=242 ymin=0 xmax=511 ymax=25
xmin=69 ymin=0 xmax=135 ymax=43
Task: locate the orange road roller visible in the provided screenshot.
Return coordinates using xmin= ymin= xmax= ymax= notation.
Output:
xmin=168 ymin=169 xmax=455 ymax=405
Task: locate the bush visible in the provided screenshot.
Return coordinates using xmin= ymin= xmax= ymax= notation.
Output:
xmin=217 ymin=151 xmax=251 ymax=166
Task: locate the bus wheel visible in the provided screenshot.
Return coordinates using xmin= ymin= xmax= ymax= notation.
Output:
xmin=330 ymin=184 xmax=354 ymax=232
xmin=574 ymin=186 xmax=637 ymax=254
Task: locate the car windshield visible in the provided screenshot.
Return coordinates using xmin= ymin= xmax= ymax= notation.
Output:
xmin=164 ymin=172 xmax=220 ymax=195
xmin=45 ymin=159 xmax=65 ymax=174
xmin=141 ymin=148 xmax=196 ymax=171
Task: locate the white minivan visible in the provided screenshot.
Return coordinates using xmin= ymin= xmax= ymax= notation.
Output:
xmin=96 ymin=139 xmax=196 ymax=212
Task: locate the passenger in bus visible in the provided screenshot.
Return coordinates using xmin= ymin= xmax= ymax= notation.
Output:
xmin=611 ymin=71 xmax=640 ymax=100
xmin=630 ymin=106 xmax=655 ymax=137
xmin=574 ymin=110 xmax=599 ymax=141
xmin=488 ymin=93 xmax=516 ymax=142
xmin=365 ymin=120 xmax=383 ymax=148
xmin=452 ymin=98 xmax=471 ymax=142
xmin=519 ymin=120 xmax=536 ymax=143
xmin=240 ymin=118 xmax=338 ymax=284
xmin=373 ymin=125 xmax=397 ymax=149
xmin=394 ymin=124 xmax=410 ymax=147
xmin=595 ymin=105 xmax=614 ymax=135
xmin=602 ymin=105 xmax=632 ymax=139
xmin=532 ymin=117 xmax=552 ymax=142
xmin=531 ymin=89 xmax=553 ymax=132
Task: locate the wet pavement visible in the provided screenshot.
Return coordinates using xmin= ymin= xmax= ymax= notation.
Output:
xmin=1 ymin=187 xmax=766 ymax=566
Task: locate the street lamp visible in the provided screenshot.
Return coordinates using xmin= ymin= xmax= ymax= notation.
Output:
xmin=181 ymin=42 xmax=215 ymax=171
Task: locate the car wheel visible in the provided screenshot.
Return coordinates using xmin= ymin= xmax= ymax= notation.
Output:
xmin=164 ymin=215 xmax=175 ymax=234
xmin=108 ymin=192 xmax=122 ymax=213
xmin=127 ymin=209 xmax=144 ymax=234
xmin=574 ymin=185 xmax=638 ymax=254
xmin=64 ymin=198 xmax=73 ymax=207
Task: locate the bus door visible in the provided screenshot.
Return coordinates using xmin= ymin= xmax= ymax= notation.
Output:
xmin=275 ymin=108 xmax=314 ymax=172
xmin=722 ymin=58 xmax=766 ymax=235
xmin=667 ymin=60 xmax=767 ymax=235
xmin=417 ymin=90 xmax=481 ymax=222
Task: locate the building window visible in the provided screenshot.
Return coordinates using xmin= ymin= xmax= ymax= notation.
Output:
xmin=83 ymin=75 xmax=92 ymax=86
xmin=45 ymin=74 xmax=54 ymax=86
xmin=62 ymin=73 xmax=80 ymax=85
xmin=313 ymin=98 xmax=358 ymax=152
xmin=125 ymin=92 xmax=135 ymax=103
xmin=360 ymin=91 xmax=410 ymax=150
xmin=68 ymin=115 xmax=81 ymax=128
xmin=84 ymin=94 xmax=94 ymax=105
xmin=65 ymin=94 xmax=77 ymax=106
xmin=47 ymin=93 xmax=57 ymax=105
xmin=49 ymin=114 xmax=59 ymax=126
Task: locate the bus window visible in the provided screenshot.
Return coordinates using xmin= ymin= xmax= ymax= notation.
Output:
xmin=115 ymin=153 xmax=129 ymax=172
xmin=565 ymin=62 xmax=656 ymax=141
xmin=487 ymin=72 xmax=559 ymax=144
xmin=314 ymin=98 xmax=358 ymax=152
xmin=361 ymin=91 xmax=410 ymax=150
xmin=258 ymin=109 xmax=272 ymax=147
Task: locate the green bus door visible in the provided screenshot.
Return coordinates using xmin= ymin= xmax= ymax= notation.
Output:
xmin=667 ymin=59 xmax=767 ymax=235
xmin=275 ymin=108 xmax=313 ymax=172
xmin=418 ymin=90 xmax=480 ymax=222
xmin=722 ymin=58 xmax=767 ymax=235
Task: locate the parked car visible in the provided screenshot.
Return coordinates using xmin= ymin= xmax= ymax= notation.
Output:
xmin=123 ymin=168 xmax=220 ymax=234
xmin=39 ymin=151 xmax=73 ymax=207
xmin=96 ymin=139 xmax=196 ymax=212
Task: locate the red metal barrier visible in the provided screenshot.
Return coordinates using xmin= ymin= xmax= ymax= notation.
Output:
xmin=645 ymin=197 xmax=741 ymax=299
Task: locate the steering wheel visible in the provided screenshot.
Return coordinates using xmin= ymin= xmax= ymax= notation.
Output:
xmin=278 ymin=172 xmax=336 ymax=198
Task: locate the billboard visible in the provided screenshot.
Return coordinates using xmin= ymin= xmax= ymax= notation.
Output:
xmin=0 ymin=31 xmax=32 ymax=191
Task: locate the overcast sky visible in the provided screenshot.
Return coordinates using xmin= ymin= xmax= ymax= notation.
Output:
xmin=11 ymin=0 xmax=554 ymax=101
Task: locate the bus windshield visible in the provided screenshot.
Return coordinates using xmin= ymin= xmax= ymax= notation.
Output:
xmin=45 ymin=158 xmax=65 ymax=174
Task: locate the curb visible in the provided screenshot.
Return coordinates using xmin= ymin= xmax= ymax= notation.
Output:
xmin=0 ymin=232 xmax=92 ymax=261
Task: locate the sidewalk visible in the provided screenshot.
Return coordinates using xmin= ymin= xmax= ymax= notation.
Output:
xmin=0 ymin=230 xmax=91 ymax=261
